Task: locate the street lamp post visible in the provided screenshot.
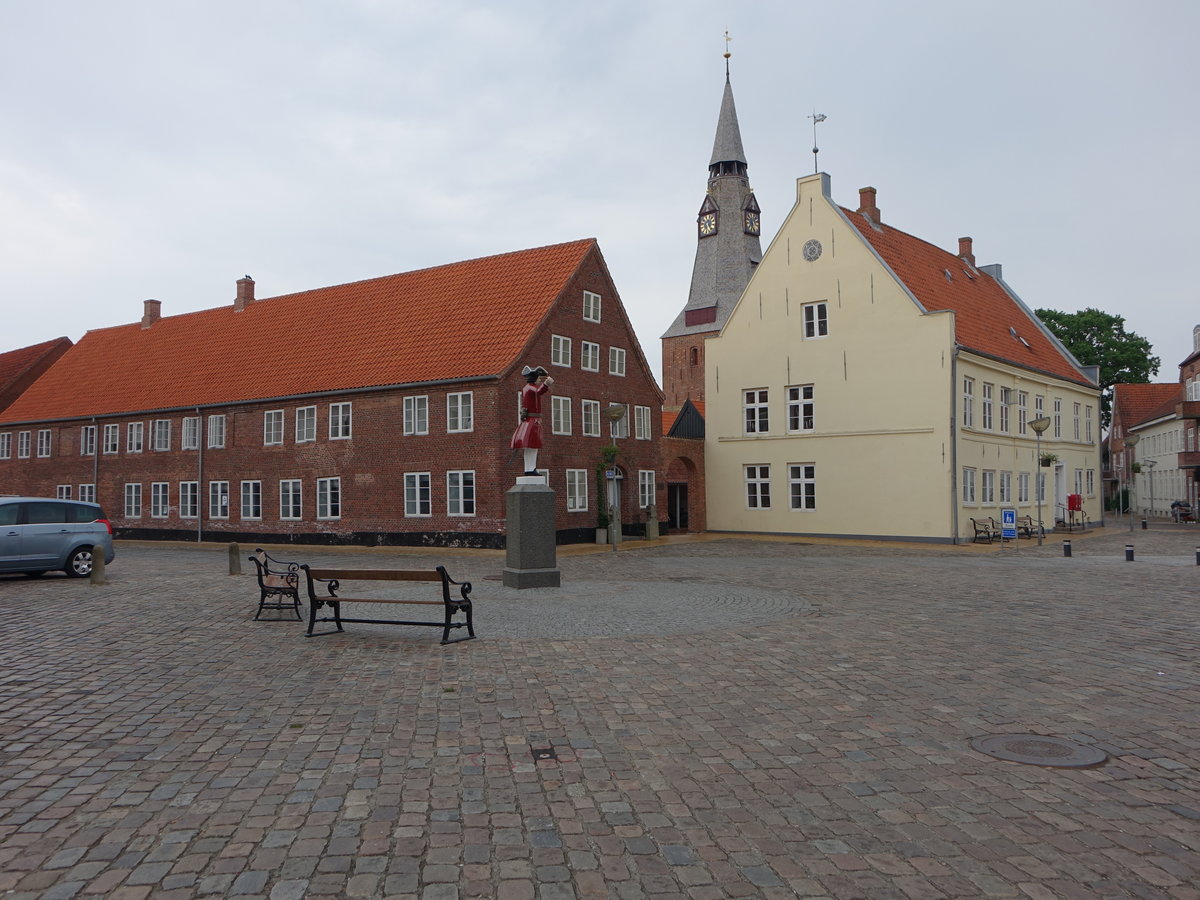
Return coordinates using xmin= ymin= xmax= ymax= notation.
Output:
xmin=1145 ymin=458 xmax=1158 ymax=524
xmin=1125 ymin=433 xmax=1140 ymax=532
xmin=1029 ymin=416 xmax=1052 ymax=547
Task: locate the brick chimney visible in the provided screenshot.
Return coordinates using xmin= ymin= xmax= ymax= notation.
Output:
xmin=234 ymin=275 xmax=255 ymax=312
xmin=958 ymin=236 xmax=975 ymax=267
xmin=857 ymin=186 xmax=880 ymax=223
xmin=141 ymin=299 xmax=161 ymax=329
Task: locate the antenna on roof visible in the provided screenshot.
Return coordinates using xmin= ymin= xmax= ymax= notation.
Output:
xmin=723 ymin=29 xmax=732 ymax=79
xmin=809 ymin=111 xmax=827 ymax=174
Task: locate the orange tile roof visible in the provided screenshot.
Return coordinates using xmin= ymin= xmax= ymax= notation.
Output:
xmin=2 ymin=240 xmax=596 ymax=423
xmin=1114 ymin=383 xmax=1181 ymax=429
xmin=841 ymin=209 xmax=1090 ymax=386
xmin=0 ymin=337 xmax=72 ymax=413
xmin=661 ymin=410 xmax=678 ymax=433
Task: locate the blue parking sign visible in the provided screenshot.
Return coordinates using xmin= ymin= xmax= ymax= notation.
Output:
xmin=1001 ymin=508 xmax=1017 ymax=540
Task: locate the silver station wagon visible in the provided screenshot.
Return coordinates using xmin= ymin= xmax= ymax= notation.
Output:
xmin=0 ymin=497 xmax=116 ymax=577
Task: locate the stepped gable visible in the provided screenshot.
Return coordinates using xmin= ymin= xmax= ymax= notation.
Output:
xmin=1 ymin=240 xmax=595 ymax=422
xmin=842 ymin=207 xmax=1090 ymax=386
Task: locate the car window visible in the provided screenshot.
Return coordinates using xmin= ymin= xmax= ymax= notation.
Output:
xmin=0 ymin=504 xmax=18 ymax=526
xmin=68 ymin=504 xmax=102 ymax=523
xmin=26 ymin=502 xmax=68 ymax=524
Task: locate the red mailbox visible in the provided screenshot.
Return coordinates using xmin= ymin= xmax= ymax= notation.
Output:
xmin=1068 ymin=493 xmax=1082 ymax=511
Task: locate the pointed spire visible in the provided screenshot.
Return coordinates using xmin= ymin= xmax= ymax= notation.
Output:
xmin=709 ymin=39 xmax=747 ymax=172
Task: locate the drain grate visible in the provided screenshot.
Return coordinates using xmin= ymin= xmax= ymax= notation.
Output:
xmin=531 ymin=746 xmax=557 ymax=761
xmin=970 ymin=734 xmax=1107 ymax=768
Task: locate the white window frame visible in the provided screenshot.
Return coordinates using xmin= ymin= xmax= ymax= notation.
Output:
xmin=264 ymin=410 xmax=284 ymax=446
xmin=404 ymin=396 xmax=429 ymax=436
xmin=551 ymin=396 xmax=572 ymax=435
xmin=1053 ymin=398 xmax=1062 ymax=438
xmin=1086 ymin=469 xmax=1096 ymax=497
xmin=634 ymin=405 xmax=651 ymax=440
xmin=582 ymin=400 xmax=601 ymax=437
xmin=56 ymin=485 xmax=71 ymax=500
xmin=789 ymin=463 xmax=816 ymax=511
xmin=329 ymin=402 xmax=352 ymax=440
xmin=999 ymin=471 xmax=1012 ymax=504
xmin=240 ymin=481 xmax=262 ymax=520
xmin=744 ymin=389 xmax=769 ymax=435
xmin=982 ymin=383 xmax=993 ymax=431
xmin=1073 ymin=402 xmax=1081 ymax=441
xmin=447 ymin=392 xmax=474 ymax=433
xmin=745 ymin=465 xmax=771 ymax=509
xmin=638 ymin=470 xmax=656 ymax=509
xmin=124 ymin=483 xmax=142 ymax=518
xmin=787 ymin=385 xmax=814 ymax=433
xmin=280 ymin=480 xmax=302 ymax=520
xmin=182 ymin=416 xmax=200 ymax=451
xmin=151 ymin=482 xmax=171 ymax=518
xmin=18 ymin=430 xmax=31 ymax=459
xmin=962 ymin=378 xmax=974 ymax=429
xmin=0 ymin=433 xmax=10 ymax=459
xmin=37 ymin=429 xmax=52 ymax=458
xmin=583 ymin=290 xmax=601 ymax=323
xmin=209 ymin=481 xmax=230 ymax=519
xmin=296 ymin=406 xmax=317 ymax=443
xmin=446 ymin=470 xmax=475 ymax=517
xmin=803 ymin=301 xmax=828 ymax=339
xmin=103 ymin=424 xmax=119 ymax=454
xmin=581 ymin=341 xmax=600 ymax=372
xmin=404 ymin=472 xmax=431 ymax=517
xmin=551 ymin=334 xmax=572 ymax=368
xmin=207 ymin=415 xmax=226 ymax=449
xmin=79 ymin=484 xmax=96 ymax=504
xmin=80 ymin=426 xmax=95 ymax=457
xmin=127 ymin=422 xmax=144 ymax=453
xmin=316 ymin=477 xmax=341 ymax=520
xmin=1018 ymin=472 xmax=1030 ymax=504
xmin=180 ymin=481 xmax=199 ymax=519
xmin=962 ymin=467 xmax=977 ymax=504
xmin=981 ymin=470 xmax=996 ymax=505
xmin=566 ymin=469 xmax=588 ymax=512
xmin=151 ymin=419 xmax=171 ymax=452
xmin=1018 ymin=392 xmax=1028 ymax=436
xmin=999 ymin=389 xmax=1010 ymax=434
xmin=609 ymin=347 xmax=626 ymax=376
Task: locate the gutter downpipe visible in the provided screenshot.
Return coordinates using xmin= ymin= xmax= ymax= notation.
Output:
xmin=91 ymin=417 xmax=99 ymax=498
xmin=196 ymin=408 xmax=203 ymax=544
xmin=950 ymin=348 xmax=960 ymax=544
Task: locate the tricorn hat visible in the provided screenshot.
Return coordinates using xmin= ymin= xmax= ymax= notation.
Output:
xmin=521 ymin=365 xmax=549 ymax=376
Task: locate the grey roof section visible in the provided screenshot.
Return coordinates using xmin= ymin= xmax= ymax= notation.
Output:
xmin=709 ymin=77 xmax=747 ymax=166
xmin=663 ymin=76 xmax=761 ymax=341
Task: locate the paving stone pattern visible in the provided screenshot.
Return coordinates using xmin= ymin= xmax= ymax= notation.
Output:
xmin=1 ymin=527 xmax=1198 ymax=898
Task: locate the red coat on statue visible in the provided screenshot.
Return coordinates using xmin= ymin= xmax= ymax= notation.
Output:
xmin=510 ymin=381 xmax=550 ymax=449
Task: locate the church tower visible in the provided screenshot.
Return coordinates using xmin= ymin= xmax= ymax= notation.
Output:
xmin=661 ymin=54 xmax=762 ymax=415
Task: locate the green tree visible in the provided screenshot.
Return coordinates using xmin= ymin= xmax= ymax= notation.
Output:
xmin=1034 ymin=307 xmax=1160 ymax=428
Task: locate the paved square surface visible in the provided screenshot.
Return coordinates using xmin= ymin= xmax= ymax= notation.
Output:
xmin=1 ymin=526 xmax=1198 ymax=899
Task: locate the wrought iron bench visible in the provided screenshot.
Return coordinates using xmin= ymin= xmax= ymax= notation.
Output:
xmin=970 ymin=517 xmax=996 ymax=543
xmin=248 ymin=548 xmax=302 ymax=620
xmin=300 ymin=565 xmax=475 ymax=644
xmin=1016 ymin=515 xmax=1042 ymax=538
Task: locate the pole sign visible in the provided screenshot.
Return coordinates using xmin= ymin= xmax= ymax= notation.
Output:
xmin=1001 ymin=508 xmax=1018 ymax=541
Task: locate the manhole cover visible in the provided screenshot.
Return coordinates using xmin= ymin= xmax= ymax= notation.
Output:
xmin=970 ymin=734 xmax=1107 ymax=768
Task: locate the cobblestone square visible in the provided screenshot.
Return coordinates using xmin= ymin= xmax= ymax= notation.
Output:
xmin=1 ymin=527 xmax=1198 ymax=898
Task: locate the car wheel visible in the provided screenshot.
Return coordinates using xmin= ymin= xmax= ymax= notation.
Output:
xmin=65 ymin=547 xmax=93 ymax=578
xmin=24 ymin=571 xmax=47 ymax=578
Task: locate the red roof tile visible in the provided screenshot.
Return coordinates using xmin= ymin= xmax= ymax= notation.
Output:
xmin=0 ymin=337 xmax=72 ymax=413
xmin=1114 ymin=383 xmax=1181 ymax=429
xmin=841 ymin=209 xmax=1090 ymax=386
xmin=2 ymin=240 xmax=595 ymax=422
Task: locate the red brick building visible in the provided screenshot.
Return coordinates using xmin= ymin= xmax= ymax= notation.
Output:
xmin=0 ymin=337 xmax=72 ymax=415
xmin=0 ymin=240 xmax=662 ymax=547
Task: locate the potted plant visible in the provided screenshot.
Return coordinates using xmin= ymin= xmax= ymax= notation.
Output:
xmin=1040 ymin=452 xmax=1058 ymax=467
xmin=1130 ymin=461 xmax=1142 ymax=474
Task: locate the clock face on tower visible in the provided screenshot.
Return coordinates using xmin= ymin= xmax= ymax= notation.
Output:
xmin=698 ymin=212 xmax=717 ymax=237
xmin=744 ymin=211 xmax=760 ymax=235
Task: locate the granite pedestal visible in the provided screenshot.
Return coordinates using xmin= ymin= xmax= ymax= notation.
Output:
xmin=502 ymin=477 xmax=561 ymax=589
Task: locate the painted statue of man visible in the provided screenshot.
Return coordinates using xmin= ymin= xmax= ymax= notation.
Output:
xmin=510 ymin=365 xmax=555 ymax=475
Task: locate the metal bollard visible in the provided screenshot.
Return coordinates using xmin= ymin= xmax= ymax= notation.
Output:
xmin=1125 ymin=544 xmax=1135 ymax=562
xmin=228 ymin=542 xmax=242 ymax=575
xmin=1196 ymin=547 xmax=1199 ymax=566
xmin=1141 ymin=519 xmax=1147 ymax=530
xmin=89 ymin=549 xmax=107 ymax=586
xmin=1062 ymin=540 xmax=1072 ymax=558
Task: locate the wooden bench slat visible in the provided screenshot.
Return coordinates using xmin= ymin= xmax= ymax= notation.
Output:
xmin=304 ymin=568 xmax=443 ymax=582
xmin=325 ymin=598 xmax=447 ymax=606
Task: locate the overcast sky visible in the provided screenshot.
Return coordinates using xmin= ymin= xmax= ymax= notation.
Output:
xmin=3 ymin=1 xmax=1197 ymax=388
